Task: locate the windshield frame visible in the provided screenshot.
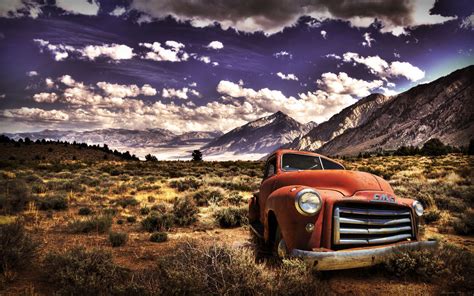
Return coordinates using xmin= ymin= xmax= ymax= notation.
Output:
xmin=279 ymin=152 xmax=345 ymax=172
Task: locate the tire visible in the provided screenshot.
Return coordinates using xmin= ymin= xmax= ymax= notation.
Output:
xmin=250 ymin=228 xmax=271 ymax=260
xmin=273 ymin=226 xmax=288 ymax=258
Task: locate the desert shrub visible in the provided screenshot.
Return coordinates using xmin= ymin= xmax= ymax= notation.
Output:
xmin=155 ymin=242 xmax=267 ymax=295
xmin=140 ymin=206 xmax=151 ymax=215
xmin=42 ymin=248 xmax=133 ymax=295
xmin=383 ymin=243 xmax=474 ymax=291
xmin=109 ymin=231 xmax=128 ymax=247
xmin=0 ymin=179 xmax=31 ymax=214
xmin=150 ymin=202 xmax=167 ymax=213
xmin=0 ymin=222 xmax=38 ymax=274
xmin=115 ymin=197 xmax=138 ymax=208
xmin=68 ymin=215 xmax=112 ymax=234
xmin=226 ymin=192 xmax=244 ymax=205
xmin=423 ymin=209 xmax=441 ymax=224
xmin=384 ymin=249 xmax=443 ymax=281
xmin=48 ymin=180 xmax=85 ymax=193
xmin=192 ymin=189 xmax=224 ymax=206
xmin=31 ymin=182 xmax=47 ymax=194
xmin=172 ymin=196 xmax=198 ymax=226
xmin=452 ymin=209 xmax=474 ymax=235
xmin=214 ymin=207 xmax=248 ymax=228
xmin=141 ymin=212 xmax=174 ymax=232
xmin=126 ymin=216 xmax=136 ymax=223
xmin=78 ymin=207 xmax=92 ymax=216
xmin=150 ymin=232 xmax=168 ymax=243
xmin=169 ymin=178 xmax=202 ymax=192
xmin=153 ymin=241 xmax=326 ymax=295
xmin=209 ymin=180 xmax=255 ymax=192
xmin=438 ymin=243 xmax=474 ymax=291
xmin=103 ymin=208 xmax=118 ymax=216
xmin=36 ymin=194 xmax=68 ymax=211
xmin=273 ymin=259 xmax=328 ymax=296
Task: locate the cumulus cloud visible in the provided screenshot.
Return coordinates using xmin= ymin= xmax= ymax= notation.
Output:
xmin=141 ymin=84 xmax=157 ymax=96
xmin=216 ymin=79 xmax=357 ymax=124
xmin=320 ymin=30 xmax=327 ymax=39
xmin=325 ymin=53 xmax=341 ymax=59
xmin=34 ymin=39 xmax=134 ymax=62
xmin=33 ymin=92 xmax=58 ymax=103
xmin=33 ymin=39 xmax=75 ymax=61
xmin=197 ymin=56 xmax=211 ymax=64
xmin=110 ymin=6 xmax=126 ymax=17
xmin=207 ymin=41 xmax=224 ymax=49
xmin=317 ymin=72 xmax=384 ymax=97
xmin=273 ymin=51 xmax=292 ymax=59
xmin=129 ymin=0 xmax=455 ymax=36
xmin=97 ymin=82 xmax=141 ymax=97
xmin=96 ymin=82 xmax=157 ymax=97
xmin=55 ymin=0 xmax=100 ymax=16
xmin=3 ymin=107 xmax=69 ymax=122
xmin=80 ymin=44 xmax=135 ymax=60
xmin=340 ymin=52 xmax=425 ymax=81
xmin=140 ymin=41 xmax=189 ymax=62
xmin=388 ymin=61 xmax=426 ymax=81
xmin=6 ymin=72 xmax=388 ymax=134
xmin=45 ymin=78 xmax=55 ymax=88
xmin=0 ymin=0 xmax=41 ymax=18
xmin=276 ymin=72 xmax=299 ymax=81
xmin=26 ymin=71 xmax=38 ymax=77
xmin=362 ymin=32 xmax=374 ymax=47
xmin=460 ymin=14 xmax=474 ymax=30
xmin=60 ymin=75 xmax=76 ymax=87
xmin=162 ymin=87 xmax=200 ymax=100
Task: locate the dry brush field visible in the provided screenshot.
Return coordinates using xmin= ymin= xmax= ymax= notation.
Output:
xmin=0 ymin=151 xmax=473 ymax=295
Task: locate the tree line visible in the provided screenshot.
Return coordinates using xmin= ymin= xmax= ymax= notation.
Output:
xmin=0 ymin=135 xmax=140 ymax=161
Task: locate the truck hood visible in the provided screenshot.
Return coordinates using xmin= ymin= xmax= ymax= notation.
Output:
xmin=276 ymin=170 xmax=387 ymax=197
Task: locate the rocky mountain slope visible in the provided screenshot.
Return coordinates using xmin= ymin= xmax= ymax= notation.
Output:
xmin=4 ymin=128 xmax=221 ymax=148
xmin=318 ymin=65 xmax=474 ymax=156
xmin=287 ymin=93 xmax=392 ymax=151
xmin=202 ymin=111 xmax=314 ymax=155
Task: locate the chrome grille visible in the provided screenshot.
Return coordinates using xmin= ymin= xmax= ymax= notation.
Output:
xmin=333 ymin=204 xmax=413 ymax=246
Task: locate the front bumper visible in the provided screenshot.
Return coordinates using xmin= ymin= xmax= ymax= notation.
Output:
xmin=290 ymin=240 xmax=438 ymax=270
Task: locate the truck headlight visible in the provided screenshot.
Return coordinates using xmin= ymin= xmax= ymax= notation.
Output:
xmin=413 ymin=201 xmax=424 ymax=217
xmin=295 ymin=189 xmax=322 ymax=216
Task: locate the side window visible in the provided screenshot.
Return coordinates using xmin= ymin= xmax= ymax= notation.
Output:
xmin=321 ymin=157 xmax=344 ymax=170
xmin=264 ymin=157 xmax=277 ymax=178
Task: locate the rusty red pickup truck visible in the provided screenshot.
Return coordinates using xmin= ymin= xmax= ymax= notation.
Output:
xmin=249 ymin=149 xmax=437 ymax=270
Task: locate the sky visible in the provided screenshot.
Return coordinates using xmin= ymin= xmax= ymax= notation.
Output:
xmin=0 ymin=0 xmax=473 ymax=134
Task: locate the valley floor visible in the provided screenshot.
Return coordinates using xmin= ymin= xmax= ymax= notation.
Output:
xmin=0 ymin=154 xmax=472 ymax=295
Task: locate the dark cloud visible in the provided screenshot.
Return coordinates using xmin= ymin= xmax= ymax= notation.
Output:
xmin=430 ymin=0 xmax=474 ymax=17
xmin=129 ymin=0 xmax=448 ymax=35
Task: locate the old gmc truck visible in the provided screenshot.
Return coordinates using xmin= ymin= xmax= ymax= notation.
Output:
xmin=249 ymin=149 xmax=437 ymax=270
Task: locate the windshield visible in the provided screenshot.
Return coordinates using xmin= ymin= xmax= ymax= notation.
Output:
xmin=281 ymin=153 xmax=344 ymax=171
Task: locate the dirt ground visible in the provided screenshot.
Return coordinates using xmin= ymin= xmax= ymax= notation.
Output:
xmin=3 ymin=221 xmax=472 ymax=296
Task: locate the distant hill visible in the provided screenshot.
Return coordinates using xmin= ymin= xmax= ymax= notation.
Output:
xmin=0 ymin=136 xmax=138 ymax=162
xmin=318 ymin=65 xmax=474 ymax=156
xmin=202 ymin=111 xmax=314 ymax=155
xmin=4 ymin=128 xmax=222 ymax=149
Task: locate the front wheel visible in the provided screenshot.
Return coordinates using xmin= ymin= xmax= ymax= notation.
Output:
xmin=273 ymin=226 xmax=288 ymax=258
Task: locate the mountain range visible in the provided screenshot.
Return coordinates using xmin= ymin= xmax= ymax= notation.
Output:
xmin=317 ymin=65 xmax=473 ymax=155
xmin=4 ymin=128 xmax=222 ymax=149
xmin=4 ymin=66 xmax=473 ymax=159
xmin=202 ymin=111 xmax=316 ymax=155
